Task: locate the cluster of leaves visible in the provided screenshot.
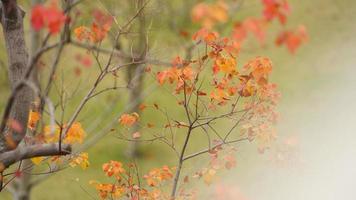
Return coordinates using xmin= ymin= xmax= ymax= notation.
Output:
xmin=74 ymin=10 xmax=114 ymax=43
xmin=31 ymin=0 xmax=67 ymax=34
xmin=85 ymin=22 xmax=276 ymax=200
xmin=192 ymin=146 xmax=237 ymax=186
xmin=18 ymin=0 xmax=307 ymax=198
xmin=26 ymin=111 xmax=89 ymax=168
xmin=86 ymin=0 xmax=287 ymax=198
xmin=191 ymin=0 xmax=228 ymax=29
xmin=191 ymin=0 xmax=307 ymax=53
xmin=90 ymin=161 xmax=174 ymax=200
xmin=154 ymin=26 xmax=280 ymax=148
xmin=275 ymin=25 xmax=308 ymax=53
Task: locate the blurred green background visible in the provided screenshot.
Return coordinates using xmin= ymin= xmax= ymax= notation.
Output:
xmin=0 ymin=0 xmax=356 ymax=199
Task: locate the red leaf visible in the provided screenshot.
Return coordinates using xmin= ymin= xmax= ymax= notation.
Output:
xmin=31 ymin=5 xmax=45 ymax=31
xmin=45 ymin=5 xmax=66 ymax=34
xmin=30 ymin=3 xmax=66 ymax=35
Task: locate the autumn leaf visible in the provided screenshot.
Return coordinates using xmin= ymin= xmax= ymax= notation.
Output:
xmin=244 ymin=57 xmax=273 ymax=86
xmin=31 ymin=3 xmax=66 ymax=34
xmin=144 ymin=166 xmax=174 ymax=187
xmin=73 ymin=9 xmax=113 ymax=43
xmin=102 ymin=160 xmax=126 ymax=179
xmin=65 ymin=122 xmax=86 ymax=144
xmin=69 ymin=152 xmax=90 ymax=170
xmin=139 ymin=104 xmax=147 ymax=111
xmin=262 ymin=0 xmax=290 ymax=25
xmin=74 ymin=26 xmax=91 ymax=41
xmin=31 ymin=5 xmax=46 ymax=31
xmin=275 ymin=25 xmax=308 ymax=54
xmin=192 ymin=28 xmax=219 ymax=44
xmin=191 ymin=0 xmax=228 ymax=29
xmin=118 ymin=113 xmax=139 ymax=127
xmin=45 ymin=4 xmax=67 ymax=34
xmin=214 ymin=56 xmax=237 ymax=75
xmin=90 ymin=181 xmax=124 ymax=199
xmin=232 ymin=18 xmax=267 ymax=45
xmin=31 ymin=156 xmax=44 ymax=165
xmin=43 ymin=122 xmax=86 ymax=144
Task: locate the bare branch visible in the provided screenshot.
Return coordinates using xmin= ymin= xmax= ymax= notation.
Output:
xmin=0 ymin=143 xmax=71 ymax=169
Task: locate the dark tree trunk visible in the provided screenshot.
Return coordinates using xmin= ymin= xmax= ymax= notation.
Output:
xmin=0 ymin=0 xmax=33 ymax=153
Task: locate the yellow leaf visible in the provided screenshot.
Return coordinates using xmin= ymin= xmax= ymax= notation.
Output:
xmin=31 ymin=157 xmax=44 ymax=165
xmin=69 ymin=152 xmax=89 ymax=169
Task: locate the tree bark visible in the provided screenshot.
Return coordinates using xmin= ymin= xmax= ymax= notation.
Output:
xmin=9 ymin=0 xmax=42 ymax=198
xmin=0 ymin=0 xmax=32 ymax=153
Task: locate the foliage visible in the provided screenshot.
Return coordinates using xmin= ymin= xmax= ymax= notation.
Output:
xmin=0 ymin=0 xmax=307 ymax=199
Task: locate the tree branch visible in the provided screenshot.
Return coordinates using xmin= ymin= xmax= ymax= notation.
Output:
xmin=0 ymin=143 xmax=71 ymax=170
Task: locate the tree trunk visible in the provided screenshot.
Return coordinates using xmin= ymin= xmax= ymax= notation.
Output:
xmin=0 ymin=0 xmax=32 ymax=153
xmin=126 ymin=0 xmax=147 ymax=158
xmin=0 ymin=1 xmax=37 ymax=199
xmin=9 ymin=0 xmax=42 ymax=198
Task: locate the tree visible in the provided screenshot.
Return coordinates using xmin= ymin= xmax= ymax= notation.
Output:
xmin=0 ymin=0 xmax=306 ymax=199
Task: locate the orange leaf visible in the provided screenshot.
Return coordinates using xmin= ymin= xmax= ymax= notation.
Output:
xmin=118 ymin=113 xmax=139 ymax=127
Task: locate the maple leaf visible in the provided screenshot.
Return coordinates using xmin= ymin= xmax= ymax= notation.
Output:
xmin=45 ymin=4 xmax=67 ymax=34
xmin=262 ymin=0 xmax=290 ymax=25
xmin=144 ymin=166 xmax=174 ymax=187
xmin=214 ymin=56 xmax=237 ymax=75
xmin=43 ymin=122 xmax=86 ymax=144
xmin=118 ymin=113 xmax=139 ymax=127
xmin=65 ymin=122 xmax=86 ymax=144
xmin=90 ymin=181 xmax=124 ymax=199
xmin=70 ymin=152 xmax=90 ymax=170
xmin=156 ymin=70 xmax=170 ymax=85
xmin=30 ymin=3 xmax=66 ymax=35
xmin=102 ymin=160 xmax=126 ymax=179
xmin=192 ymin=28 xmax=219 ymax=44
xmin=191 ymin=0 xmax=228 ymax=29
xmin=276 ymin=25 xmax=308 ymax=54
xmin=244 ymin=57 xmax=272 ymax=86
xmin=43 ymin=124 xmax=60 ymax=143
xmin=73 ymin=9 xmax=113 ymax=43
xmin=238 ymin=75 xmax=256 ymax=97
xmin=244 ymin=18 xmax=267 ymax=44
xmin=232 ymin=18 xmax=267 ymax=45
xmin=31 ymin=157 xmax=44 ymax=165
xmin=92 ymin=9 xmax=114 ymax=30
xmin=74 ymin=26 xmax=91 ymax=41
xmin=31 ymin=5 xmax=46 ymax=31
xmin=210 ymin=88 xmax=229 ymax=103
